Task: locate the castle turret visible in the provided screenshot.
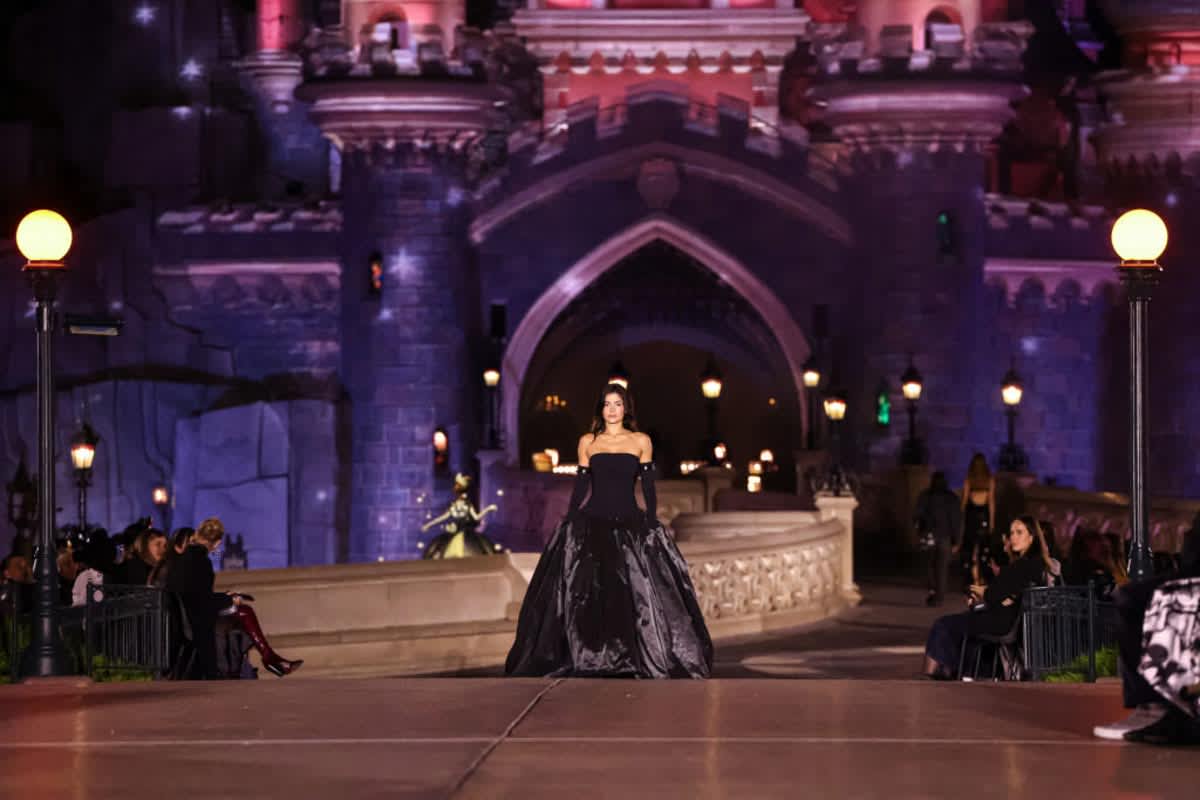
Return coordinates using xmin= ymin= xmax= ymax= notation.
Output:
xmin=297 ymin=15 xmax=503 ymax=560
xmin=1093 ymin=0 xmax=1200 ymax=498
xmin=810 ymin=17 xmax=1028 ymax=473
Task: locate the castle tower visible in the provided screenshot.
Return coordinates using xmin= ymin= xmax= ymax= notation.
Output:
xmin=1093 ymin=0 xmax=1200 ymax=497
xmin=512 ymin=0 xmax=810 ymax=130
xmin=809 ymin=13 xmax=1028 ymax=472
xmin=297 ymin=6 xmax=502 ymax=560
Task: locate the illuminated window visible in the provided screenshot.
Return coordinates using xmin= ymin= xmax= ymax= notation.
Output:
xmin=367 ymin=251 xmax=384 ymax=297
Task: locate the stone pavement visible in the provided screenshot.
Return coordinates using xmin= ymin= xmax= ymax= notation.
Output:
xmin=1 ymin=676 xmax=1194 ymax=799
xmin=3 ymin=580 xmax=1194 ymax=799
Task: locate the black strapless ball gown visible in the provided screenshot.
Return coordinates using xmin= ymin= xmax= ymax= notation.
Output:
xmin=504 ymin=453 xmax=713 ymax=678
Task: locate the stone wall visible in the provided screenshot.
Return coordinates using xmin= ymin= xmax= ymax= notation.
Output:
xmin=174 ymin=400 xmax=342 ymax=568
xmin=0 ymin=380 xmax=214 ymax=552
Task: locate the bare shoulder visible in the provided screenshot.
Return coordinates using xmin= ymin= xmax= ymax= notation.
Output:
xmin=636 ymin=431 xmax=653 ymax=455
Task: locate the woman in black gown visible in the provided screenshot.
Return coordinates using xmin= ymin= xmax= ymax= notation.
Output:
xmin=505 ymin=383 xmax=713 ymax=678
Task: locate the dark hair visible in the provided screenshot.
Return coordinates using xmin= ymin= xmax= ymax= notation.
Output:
xmin=171 ymin=527 xmax=194 ymax=552
xmin=929 ymin=471 xmax=949 ymax=493
xmin=590 ymin=383 xmax=639 ymax=438
xmin=1014 ymin=515 xmax=1055 ymax=573
xmin=966 ymin=453 xmax=992 ymax=487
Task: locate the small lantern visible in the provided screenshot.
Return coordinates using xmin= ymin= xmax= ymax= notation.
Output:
xmin=759 ymin=449 xmax=775 ymax=464
xmin=802 ymin=359 xmax=821 ymax=389
xmin=823 ymin=390 xmax=848 ymax=422
xmin=1001 ymin=365 xmax=1024 ymax=407
xmin=607 ymin=361 xmax=630 ymax=389
xmin=483 ymin=367 xmax=500 ymax=388
xmin=713 ymin=442 xmax=728 ymax=461
xmin=747 ymin=475 xmax=763 ymax=493
xmin=901 ymin=361 xmax=923 ymax=402
xmin=433 ymin=427 xmax=450 ymax=473
xmin=152 ymin=485 xmax=170 ymax=507
xmin=70 ymin=423 xmax=99 ymax=474
xmin=700 ymin=357 xmax=723 ymax=400
xmin=367 ymin=251 xmax=384 ymax=297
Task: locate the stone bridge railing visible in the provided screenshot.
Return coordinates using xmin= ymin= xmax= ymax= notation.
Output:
xmin=215 ymin=499 xmax=858 ymax=677
xmin=1021 ymin=483 xmax=1198 ymax=556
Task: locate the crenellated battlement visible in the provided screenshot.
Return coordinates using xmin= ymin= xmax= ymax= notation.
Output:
xmin=810 ymin=21 xmax=1034 ymax=77
xmin=485 ymin=81 xmax=826 ymax=191
xmin=158 ymin=201 xmax=343 ymax=235
xmin=984 ymin=194 xmax=1109 ymax=235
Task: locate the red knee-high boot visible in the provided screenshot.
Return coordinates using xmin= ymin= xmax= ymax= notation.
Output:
xmin=233 ymin=604 xmax=303 ymax=677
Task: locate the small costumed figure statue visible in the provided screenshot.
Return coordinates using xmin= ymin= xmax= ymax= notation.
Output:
xmin=419 ymin=473 xmax=502 ymax=559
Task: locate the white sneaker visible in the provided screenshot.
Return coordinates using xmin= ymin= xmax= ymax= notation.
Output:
xmin=1092 ymin=705 xmax=1167 ymax=740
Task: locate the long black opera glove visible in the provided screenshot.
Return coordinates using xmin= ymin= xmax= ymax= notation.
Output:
xmin=567 ymin=466 xmax=591 ymax=520
xmin=640 ymin=461 xmax=658 ymax=524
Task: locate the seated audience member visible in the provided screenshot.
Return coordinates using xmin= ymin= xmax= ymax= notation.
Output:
xmin=119 ymin=529 xmax=168 ymax=586
xmin=1039 ymin=520 xmax=1063 ymax=586
xmin=1062 ymin=529 xmax=1120 ymax=596
xmin=149 ymin=527 xmax=193 ymax=589
xmin=1095 ymin=518 xmax=1200 ymax=745
xmin=68 ymin=528 xmax=115 ymax=607
xmin=0 ymin=553 xmax=34 ymax=614
xmin=166 ymin=518 xmax=302 ymax=679
xmin=923 ymin=515 xmax=1053 ymax=679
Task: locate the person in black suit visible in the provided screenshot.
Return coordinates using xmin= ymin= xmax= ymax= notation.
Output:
xmin=923 ymin=515 xmax=1053 ymax=679
xmin=166 ymin=518 xmax=302 ymax=679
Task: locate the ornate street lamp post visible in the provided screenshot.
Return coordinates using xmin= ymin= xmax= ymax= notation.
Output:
xmin=802 ymin=358 xmax=821 ymax=450
xmin=15 ymin=208 xmax=73 ymax=677
xmin=820 ymin=387 xmax=851 ymax=496
xmin=152 ymin=485 xmax=171 ymax=532
xmin=6 ymin=459 xmax=37 ymax=552
xmin=899 ymin=359 xmax=926 ymax=465
xmin=1111 ymin=208 xmax=1169 ymax=581
xmin=69 ymin=423 xmax=99 ymax=529
xmin=700 ymin=356 xmax=723 ymax=465
xmin=998 ymin=361 xmax=1028 ymax=472
xmin=482 ymin=365 xmax=500 ymax=449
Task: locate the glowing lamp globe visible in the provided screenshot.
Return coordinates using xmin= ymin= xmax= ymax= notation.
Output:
xmin=482 ymin=368 xmax=500 ymax=388
xmin=1111 ymin=209 xmax=1168 ymax=264
xmin=900 ymin=362 xmax=923 ymax=402
xmin=824 ymin=394 xmax=847 ymax=421
xmin=16 ymin=209 xmax=73 ymax=264
xmin=70 ymin=441 xmax=95 ymax=472
xmin=1001 ymin=365 xmax=1023 ymax=407
xmin=759 ymin=449 xmax=774 ymax=463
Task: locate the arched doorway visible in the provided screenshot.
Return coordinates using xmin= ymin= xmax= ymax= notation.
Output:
xmin=501 ymin=215 xmax=812 ymax=469
xmin=519 ymin=240 xmax=802 ymax=482
xmin=924 ymin=6 xmax=963 ymax=51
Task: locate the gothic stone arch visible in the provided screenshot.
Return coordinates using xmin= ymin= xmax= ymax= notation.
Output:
xmin=499 ymin=215 xmax=815 ymax=465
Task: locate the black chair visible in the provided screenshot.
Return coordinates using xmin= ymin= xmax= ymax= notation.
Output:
xmin=957 ymin=612 xmax=1023 ymax=682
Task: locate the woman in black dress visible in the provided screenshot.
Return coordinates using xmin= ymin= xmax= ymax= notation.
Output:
xmin=167 ymin=518 xmax=302 ymax=679
xmin=505 ymin=383 xmax=713 ymax=678
xmin=960 ymin=453 xmax=996 ymax=586
xmin=923 ymin=515 xmax=1054 ymax=679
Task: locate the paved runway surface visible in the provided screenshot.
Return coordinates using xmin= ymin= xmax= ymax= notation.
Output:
xmin=1 ymin=677 xmax=1195 ymax=799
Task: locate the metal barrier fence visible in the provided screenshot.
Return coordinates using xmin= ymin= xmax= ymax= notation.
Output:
xmin=2 ymin=584 xmax=172 ymax=681
xmin=1022 ymin=584 xmax=1119 ymax=682
xmin=85 ymin=584 xmax=173 ymax=678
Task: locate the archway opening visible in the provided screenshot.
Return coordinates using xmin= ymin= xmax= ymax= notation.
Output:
xmin=517 ymin=240 xmax=803 ymax=489
xmin=924 ymin=6 xmax=962 ymax=51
